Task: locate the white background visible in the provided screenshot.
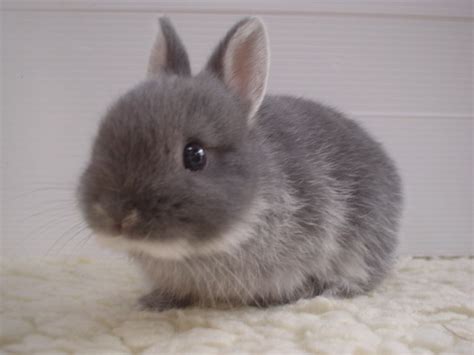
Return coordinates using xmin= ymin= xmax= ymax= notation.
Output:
xmin=1 ymin=0 xmax=472 ymax=257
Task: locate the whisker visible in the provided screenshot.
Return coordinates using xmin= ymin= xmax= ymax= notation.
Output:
xmin=56 ymin=224 xmax=91 ymax=256
xmin=74 ymin=231 xmax=94 ymax=254
xmin=9 ymin=187 xmax=75 ymax=201
xmin=34 ymin=212 xmax=80 ymax=234
xmin=23 ymin=212 xmax=80 ymax=243
xmin=44 ymin=221 xmax=85 ymax=257
xmin=19 ymin=205 xmax=78 ymax=223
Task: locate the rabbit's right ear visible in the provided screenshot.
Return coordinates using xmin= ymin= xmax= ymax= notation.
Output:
xmin=147 ymin=17 xmax=191 ymax=77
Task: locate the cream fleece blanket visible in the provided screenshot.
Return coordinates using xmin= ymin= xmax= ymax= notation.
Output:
xmin=1 ymin=257 xmax=473 ymax=354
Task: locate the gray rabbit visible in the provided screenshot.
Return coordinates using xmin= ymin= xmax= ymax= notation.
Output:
xmin=78 ymin=17 xmax=402 ymax=310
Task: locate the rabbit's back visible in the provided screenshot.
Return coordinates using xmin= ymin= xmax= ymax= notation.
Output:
xmin=254 ymin=95 xmax=402 ymax=295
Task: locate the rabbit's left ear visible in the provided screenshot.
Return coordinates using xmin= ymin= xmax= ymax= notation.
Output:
xmin=205 ymin=17 xmax=269 ymax=120
xmin=147 ymin=17 xmax=191 ymax=77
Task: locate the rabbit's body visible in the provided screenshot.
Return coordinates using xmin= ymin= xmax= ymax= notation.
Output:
xmin=134 ymin=94 xmax=401 ymax=308
xmin=79 ymin=17 xmax=402 ymax=310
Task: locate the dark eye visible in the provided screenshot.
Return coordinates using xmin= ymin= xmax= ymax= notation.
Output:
xmin=183 ymin=142 xmax=207 ymax=171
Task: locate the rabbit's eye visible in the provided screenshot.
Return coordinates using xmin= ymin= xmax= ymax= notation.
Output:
xmin=183 ymin=142 xmax=207 ymax=171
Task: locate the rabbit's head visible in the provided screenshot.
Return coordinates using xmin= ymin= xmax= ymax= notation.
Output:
xmin=78 ymin=17 xmax=270 ymax=259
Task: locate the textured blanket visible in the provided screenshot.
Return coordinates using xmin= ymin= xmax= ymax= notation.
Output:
xmin=1 ymin=257 xmax=472 ymax=354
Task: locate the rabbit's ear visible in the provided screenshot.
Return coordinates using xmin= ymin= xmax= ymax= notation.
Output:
xmin=206 ymin=17 xmax=269 ymax=120
xmin=147 ymin=17 xmax=191 ymax=77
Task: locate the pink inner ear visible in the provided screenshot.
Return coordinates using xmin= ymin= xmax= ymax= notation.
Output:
xmin=232 ymin=35 xmax=257 ymax=100
xmin=219 ymin=18 xmax=268 ymax=119
xmin=147 ymin=28 xmax=168 ymax=76
xmin=227 ymin=29 xmax=266 ymax=111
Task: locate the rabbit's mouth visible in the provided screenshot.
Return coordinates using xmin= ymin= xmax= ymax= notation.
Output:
xmin=92 ymin=207 xmax=257 ymax=260
xmin=94 ymin=232 xmax=197 ymax=260
xmin=93 ymin=229 xmax=238 ymax=260
xmin=87 ymin=194 xmax=267 ymax=260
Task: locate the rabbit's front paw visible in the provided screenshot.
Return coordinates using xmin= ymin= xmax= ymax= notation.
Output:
xmin=139 ymin=289 xmax=192 ymax=311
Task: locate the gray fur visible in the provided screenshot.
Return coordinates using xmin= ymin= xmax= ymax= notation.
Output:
xmin=148 ymin=17 xmax=191 ymax=77
xmin=78 ymin=17 xmax=402 ymax=310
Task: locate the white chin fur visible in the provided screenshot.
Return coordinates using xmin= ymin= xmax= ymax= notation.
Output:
xmin=95 ymin=229 xmax=246 ymax=261
xmin=95 ymin=196 xmax=269 ymax=260
xmin=95 ymin=234 xmax=193 ymax=260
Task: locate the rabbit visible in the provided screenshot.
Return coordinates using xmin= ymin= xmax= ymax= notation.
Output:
xmin=78 ymin=17 xmax=402 ymax=310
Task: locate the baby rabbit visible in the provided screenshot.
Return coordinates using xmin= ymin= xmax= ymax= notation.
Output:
xmin=78 ymin=17 xmax=402 ymax=310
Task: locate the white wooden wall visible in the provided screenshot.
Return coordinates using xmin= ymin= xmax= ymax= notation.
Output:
xmin=1 ymin=0 xmax=472 ymax=257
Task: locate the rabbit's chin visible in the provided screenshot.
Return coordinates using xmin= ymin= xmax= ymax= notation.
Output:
xmin=94 ymin=223 xmax=253 ymax=260
xmin=95 ymin=232 xmax=197 ymax=260
xmin=93 ymin=196 xmax=267 ymax=260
